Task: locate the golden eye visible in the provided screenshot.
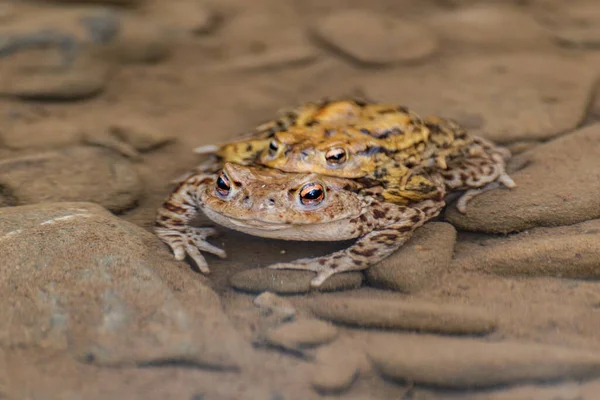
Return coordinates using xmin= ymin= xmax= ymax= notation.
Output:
xmin=215 ymin=171 xmax=231 ymax=197
xmin=299 ymin=183 xmax=325 ymax=206
xmin=268 ymin=139 xmax=280 ymax=155
xmin=325 ymin=147 xmax=347 ymax=165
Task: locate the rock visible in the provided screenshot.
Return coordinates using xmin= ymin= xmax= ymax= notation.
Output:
xmin=230 ymin=269 xmax=363 ymax=295
xmin=109 ymin=14 xmax=172 ymax=64
xmin=454 ymin=219 xmax=600 ymax=279
xmin=0 ymin=119 xmax=84 ymax=150
xmin=311 ymin=10 xmax=438 ymax=66
xmin=365 ymin=223 xmax=456 ymax=293
xmin=446 ymin=124 xmax=600 ymax=233
xmin=311 ymin=338 xmax=367 ymax=395
xmin=364 ymin=53 xmax=598 ymax=143
xmin=264 ymin=319 xmax=339 ymax=351
xmin=536 ymin=1 xmax=600 ymax=48
xmin=0 ymin=202 xmax=249 ymax=369
xmin=309 ymin=296 xmax=496 ymax=335
xmin=253 ymin=292 xmax=296 ymax=321
xmin=145 ymin=0 xmax=219 ymax=36
xmin=212 ymin=46 xmax=318 ymax=72
xmin=426 ymin=5 xmax=554 ymax=50
xmin=0 ymin=146 xmax=143 ymax=213
xmin=0 ymin=8 xmax=118 ymax=100
xmin=368 ymin=334 xmax=600 ymax=388
xmin=109 ymin=117 xmax=175 ymax=152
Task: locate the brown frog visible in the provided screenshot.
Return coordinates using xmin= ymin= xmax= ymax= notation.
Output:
xmin=154 ymin=162 xmax=444 ymax=287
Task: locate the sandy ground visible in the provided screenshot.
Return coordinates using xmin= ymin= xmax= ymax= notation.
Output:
xmin=1 ymin=0 xmax=600 ymax=399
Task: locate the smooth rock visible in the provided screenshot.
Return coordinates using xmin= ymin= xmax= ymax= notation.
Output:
xmin=454 ymin=219 xmax=600 ymax=278
xmin=536 ymin=1 xmax=600 ymax=47
xmin=230 ymin=269 xmax=363 ymax=294
xmin=253 ymin=292 xmax=296 ymax=321
xmin=0 ymin=119 xmax=84 ymax=150
xmin=265 ymin=319 xmax=339 ymax=350
xmin=0 ymin=202 xmax=248 ymax=369
xmin=426 ymin=5 xmax=554 ymax=50
xmin=364 ymin=53 xmax=598 ymax=143
xmin=0 ymin=146 xmax=142 ymax=213
xmin=145 ymin=0 xmax=218 ymax=36
xmin=311 ymin=10 xmax=438 ymax=65
xmin=311 ymin=338 xmax=367 ymax=395
xmin=365 ymin=223 xmax=456 ymax=293
xmin=0 ymin=8 xmax=118 ymax=100
xmin=368 ymin=334 xmax=600 ymax=388
xmin=309 ymin=296 xmax=496 ymax=335
xmin=109 ymin=14 xmax=171 ymax=64
xmin=446 ymin=124 xmax=600 ymax=233
xmin=109 ymin=117 xmax=175 ymax=152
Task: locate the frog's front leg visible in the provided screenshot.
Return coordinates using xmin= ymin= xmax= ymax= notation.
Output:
xmin=267 ymin=201 xmax=429 ymax=287
xmin=154 ymin=174 xmax=226 ymax=273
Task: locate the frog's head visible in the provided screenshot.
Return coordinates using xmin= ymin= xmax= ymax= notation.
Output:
xmin=199 ymin=163 xmax=364 ymax=229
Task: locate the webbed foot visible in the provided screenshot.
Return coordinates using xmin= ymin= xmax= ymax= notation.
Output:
xmin=155 ymin=226 xmax=226 ymax=274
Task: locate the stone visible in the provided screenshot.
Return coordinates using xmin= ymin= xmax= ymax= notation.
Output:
xmin=311 ymin=338 xmax=367 ymax=395
xmin=364 ymin=53 xmax=598 ymax=143
xmin=253 ymin=292 xmax=296 ymax=321
xmin=145 ymin=0 xmax=219 ymax=36
xmin=264 ymin=319 xmax=339 ymax=351
xmin=368 ymin=334 xmax=600 ymax=388
xmin=230 ymin=269 xmax=363 ymax=295
xmin=453 ymin=219 xmax=600 ymax=279
xmin=0 ymin=202 xmax=249 ymax=369
xmin=109 ymin=117 xmax=175 ymax=152
xmin=212 ymin=46 xmax=319 ymax=72
xmin=426 ymin=5 xmax=554 ymax=50
xmin=309 ymin=296 xmax=496 ymax=335
xmin=536 ymin=1 xmax=600 ymax=48
xmin=365 ymin=223 xmax=456 ymax=293
xmin=0 ymin=119 xmax=84 ymax=150
xmin=0 ymin=146 xmax=143 ymax=213
xmin=109 ymin=14 xmax=172 ymax=64
xmin=446 ymin=124 xmax=600 ymax=233
xmin=311 ymin=10 xmax=438 ymax=65
xmin=0 ymin=8 xmax=118 ymax=100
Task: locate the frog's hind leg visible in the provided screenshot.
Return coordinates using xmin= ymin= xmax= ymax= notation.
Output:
xmin=267 ymin=201 xmax=431 ymax=287
xmin=440 ymin=157 xmax=516 ymax=214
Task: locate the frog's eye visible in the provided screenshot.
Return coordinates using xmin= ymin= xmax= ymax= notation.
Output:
xmin=215 ymin=171 xmax=231 ymax=198
xmin=325 ymin=147 xmax=347 ymax=165
xmin=299 ymin=183 xmax=325 ymax=206
xmin=268 ymin=139 xmax=280 ymax=156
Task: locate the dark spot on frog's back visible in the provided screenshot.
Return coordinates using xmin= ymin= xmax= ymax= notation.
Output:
xmin=411 ymin=214 xmax=422 ymax=223
xmin=350 ymin=247 xmax=376 ymax=257
xmin=245 ymin=144 xmax=253 ymax=152
xmin=373 ymin=209 xmax=387 ymax=219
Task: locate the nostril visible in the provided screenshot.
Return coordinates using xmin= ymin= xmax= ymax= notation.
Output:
xmin=243 ymin=195 xmax=250 ymax=202
xmin=267 ymin=198 xmax=275 ymax=205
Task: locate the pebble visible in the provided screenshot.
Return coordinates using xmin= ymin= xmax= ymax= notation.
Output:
xmin=536 ymin=2 xmax=600 ymax=48
xmin=0 ymin=146 xmax=143 ymax=213
xmin=230 ymin=269 xmax=363 ymax=295
xmin=109 ymin=117 xmax=175 ymax=152
xmin=253 ymin=292 xmax=296 ymax=322
xmin=0 ymin=119 xmax=84 ymax=150
xmin=368 ymin=334 xmax=600 ymax=388
xmin=365 ymin=223 xmax=456 ymax=293
xmin=310 ymin=338 xmax=368 ymax=395
xmin=311 ymin=10 xmax=438 ymax=66
xmin=446 ymin=123 xmax=600 ymax=233
xmin=109 ymin=14 xmax=172 ymax=64
xmin=426 ymin=4 xmax=554 ymax=50
xmin=264 ymin=319 xmax=339 ymax=351
xmin=365 ymin=53 xmax=598 ymax=143
xmin=309 ymin=296 xmax=496 ymax=335
xmin=454 ymin=219 xmax=600 ymax=279
xmin=145 ymin=0 xmax=218 ymax=36
xmin=0 ymin=8 xmax=118 ymax=100
xmin=0 ymin=202 xmax=248 ymax=369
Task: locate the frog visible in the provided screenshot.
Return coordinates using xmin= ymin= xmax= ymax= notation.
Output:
xmin=154 ymin=162 xmax=445 ymax=288
xmin=192 ymin=98 xmax=515 ymax=212
xmin=259 ymin=116 xmax=516 ymax=212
